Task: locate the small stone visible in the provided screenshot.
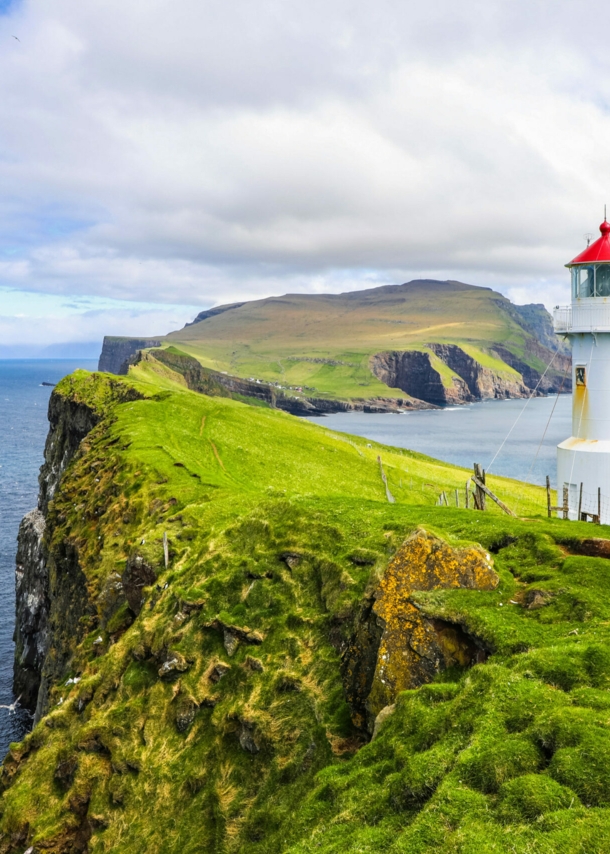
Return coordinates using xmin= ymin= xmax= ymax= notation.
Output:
xmin=158 ymin=652 xmax=190 ymax=680
xmin=525 ymin=589 xmax=554 ymax=610
xmin=54 ymin=755 xmax=78 ymax=790
xmin=371 ymin=703 xmax=396 ymax=740
xmin=208 ymin=662 xmax=231 ymax=683
xmin=175 ymin=698 xmax=197 ymax=733
xmin=223 ymin=630 xmax=239 ymax=656
xmin=244 ymin=656 xmax=264 ymax=672
xmin=238 ymin=721 xmax=259 ymax=754
xmin=122 ymin=554 xmax=156 ymax=615
xmin=279 ymin=551 xmax=302 ymax=570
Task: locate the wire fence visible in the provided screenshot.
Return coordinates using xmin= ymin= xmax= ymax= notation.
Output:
xmin=558 ymin=482 xmax=610 ymax=524
xmin=433 ymin=467 xmax=610 ymax=526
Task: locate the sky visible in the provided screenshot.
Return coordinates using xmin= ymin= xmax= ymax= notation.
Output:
xmin=1 ymin=0 xmax=610 ymax=353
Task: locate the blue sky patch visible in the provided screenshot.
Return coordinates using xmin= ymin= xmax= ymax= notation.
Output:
xmin=0 ymin=0 xmax=19 ymax=16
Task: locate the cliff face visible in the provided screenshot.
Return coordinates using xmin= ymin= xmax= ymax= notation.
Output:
xmin=370 ymin=340 xmax=568 ymax=406
xmin=97 ymin=336 xmax=162 ymax=375
xmin=13 ymin=510 xmax=47 ymax=711
xmin=13 ymin=374 xmax=144 ymax=721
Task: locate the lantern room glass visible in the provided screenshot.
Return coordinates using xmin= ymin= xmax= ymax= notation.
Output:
xmin=596 ymin=264 xmax=610 ymax=296
xmin=573 ymin=266 xmax=594 ymax=298
xmin=571 ymin=264 xmax=610 ymax=298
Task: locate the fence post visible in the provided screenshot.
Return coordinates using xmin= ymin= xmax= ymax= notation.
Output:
xmin=599 ymin=487 xmax=602 ymax=524
xmin=474 ymin=463 xmax=486 ymax=511
xmin=455 ymin=488 xmax=459 ymax=508
xmin=546 ymin=475 xmax=551 ymax=518
xmin=562 ymin=485 xmax=569 ymax=520
xmin=578 ymin=483 xmax=583 ymax=521
xmin=465 ymin=481 xmax=470 ymax=509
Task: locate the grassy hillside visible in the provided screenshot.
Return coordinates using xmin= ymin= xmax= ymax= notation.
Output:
xmin=4 ymin=365 xmax=610 ymax=854
xmin=162 ymin=280 xmax=564 ymax=401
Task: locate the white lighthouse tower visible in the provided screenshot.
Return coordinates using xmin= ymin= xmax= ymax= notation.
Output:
xmin=555 ymin=218 xmax=610 ymax=523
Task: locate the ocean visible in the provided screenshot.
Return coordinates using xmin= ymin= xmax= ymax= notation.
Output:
xmin=0 ymin=360 xmax=96 ymax=758
xmin=306 ymin=394 xmax=573 ymax=487
xmin=0 ymin=366 xmax=571 ymax=759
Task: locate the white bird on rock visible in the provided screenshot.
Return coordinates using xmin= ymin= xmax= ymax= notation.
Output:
xmin=0 ymin=695 xmax=22 ymax=714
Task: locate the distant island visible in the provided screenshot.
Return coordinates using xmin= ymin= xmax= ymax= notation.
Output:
xmin=98 ymin=279 xmax=571 ymax=413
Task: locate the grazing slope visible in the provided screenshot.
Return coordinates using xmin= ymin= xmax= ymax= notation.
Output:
xmin=159 ymin=280 xmax=569 ymax=404
xmin=4 ymin=364 xmax=610 ymax=854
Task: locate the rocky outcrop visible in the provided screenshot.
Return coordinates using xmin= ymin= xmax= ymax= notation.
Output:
xmin=427 ymin=343 xmax=529 ymax=400
xmin=14 ymin=380 xmax=143 ymax=720
xmin=38 ymin=388 xmax=103 ymax=514
xmin=34 ymin=540 xmax=92 ymax=721
xmin=13 ymin=393 xmax=102 ymax=716
xmin=13 ymin=510 xmax=48 ymax=710
xmin=369 ymin=350 xmax=453 ymax=405
xmin=122 ymin=554 xmax=156 ymax=615
xmin=491 ymin=344 xmax=572 ymax=394
xmin=342 ymin=529 xmax=498 ymax=732
xmin=370 ymin=341 xmax=567 ymax=405
xmin=504 ymin=301 xmax=568 ymax=355
xmin=98 ymin=336 xmax=162 ymax=375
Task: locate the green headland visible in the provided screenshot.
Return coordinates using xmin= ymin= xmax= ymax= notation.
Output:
xmin=100 ymin=280 xmax=570 ymax=408
xmin=3 ymin=357 xmax=609 ymax=854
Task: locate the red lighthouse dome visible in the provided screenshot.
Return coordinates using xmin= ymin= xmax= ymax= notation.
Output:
xmin=568 ymin=220 xmax=610 ymax=266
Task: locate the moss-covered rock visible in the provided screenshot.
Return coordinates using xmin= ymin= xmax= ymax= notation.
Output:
xmin=343 ymin=529 xmax=498 ymax=729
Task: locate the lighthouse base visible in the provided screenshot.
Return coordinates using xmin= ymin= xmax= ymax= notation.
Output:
xmin=557 ymin=438 xmax=610 ymax=523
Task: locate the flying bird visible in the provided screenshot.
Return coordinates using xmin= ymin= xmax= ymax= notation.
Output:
xmin=0 ymin=695 xmax=22 ymax=714
xmin=11 ymin=35 xmax=20 ymax=42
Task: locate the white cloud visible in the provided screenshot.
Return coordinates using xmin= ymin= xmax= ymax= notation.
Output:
xmin=0 ymin=0 xmax=609 ymax=346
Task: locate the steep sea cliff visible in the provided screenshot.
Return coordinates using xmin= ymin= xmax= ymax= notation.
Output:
xmin=0 ymin=361 xmax=97 ymax=760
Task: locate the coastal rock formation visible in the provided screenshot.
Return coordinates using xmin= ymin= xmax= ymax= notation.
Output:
xmin=342 ymin=529 xmax=498 ymax=731
xmin=369 ymin=350 xmax=456 ymax=405
xmin=13 ymin=509 xmax=47 ymax=710
xmin=427 ymin=343 xmax=529 ymax=400
xmin=491 ymin=343 xmax=571 ymax=394
xmin=38 ymin=386 xmax=104 ymax=513
xmin=14 ymin=376 xmax=144 ymax=720
xmin=369 ymin=341 xmax=566 ymax=405
xmin=7 ymin=367 xmax=610 ymax=854
xmin=98 ymin=336 xmax=162 ymax=375
xmin=13 ymin=393 xmax=101 ymax=717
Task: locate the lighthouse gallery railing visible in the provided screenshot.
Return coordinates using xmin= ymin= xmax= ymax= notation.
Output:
xmin=553 ymin=303 xmax=610 ymax=333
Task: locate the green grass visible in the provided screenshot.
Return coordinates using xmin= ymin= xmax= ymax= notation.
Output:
xmin=3 ymin=365 xmax=610 ymax=854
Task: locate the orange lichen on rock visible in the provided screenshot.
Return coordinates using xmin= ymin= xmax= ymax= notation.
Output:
xmin=343 ymin=528 xmax=498 ymax=729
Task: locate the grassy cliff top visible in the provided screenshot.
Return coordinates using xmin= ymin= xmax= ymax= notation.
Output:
xmin=3 ymin=365 xmax=610 ymax=854
xmin=162 ymin=280 xmax=555 ymax=400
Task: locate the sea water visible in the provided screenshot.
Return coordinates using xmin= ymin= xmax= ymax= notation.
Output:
xmin=0 ymin=360 xmax=96 ymax=758
xmin=306 ymin=394 xmax=573 ymax=487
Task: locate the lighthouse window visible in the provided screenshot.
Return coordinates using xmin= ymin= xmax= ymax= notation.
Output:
xmin=576 ymin=266 xmax=595 ymax=298
xmin=596 ymin=265 xmax=610 ymax=297
xmin=575 ymin=365 xmax=586 ymax=386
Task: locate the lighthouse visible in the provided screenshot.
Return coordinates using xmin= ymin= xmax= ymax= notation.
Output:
xmin=554 ymin=218 xmax=610 ymax=523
